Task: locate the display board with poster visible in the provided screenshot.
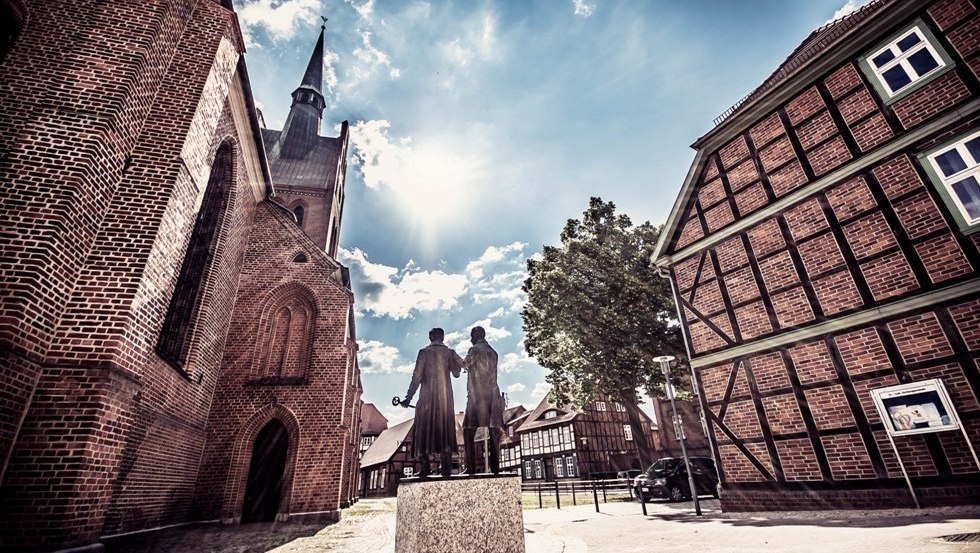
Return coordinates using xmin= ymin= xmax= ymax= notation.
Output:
xmin=869 ymin=378 xmax=979 ymax=508
xmin=870 ymin=379 xmax=959 ymax=436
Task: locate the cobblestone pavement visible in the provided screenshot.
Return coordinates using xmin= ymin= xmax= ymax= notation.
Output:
xmin=105 ymin=497 xmax=980 ymax=552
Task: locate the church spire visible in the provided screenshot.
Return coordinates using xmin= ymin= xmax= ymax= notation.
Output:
xmin=300 ymin=19 xmax=326 ymax=92
xmin=277 ymin=19 xmax=328 ymax=159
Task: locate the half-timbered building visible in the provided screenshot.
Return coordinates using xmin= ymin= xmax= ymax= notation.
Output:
xmin=651 ymin=0 xmax=980 ymax=510
xmin=519 ymin=394 xmax=657 ymax=481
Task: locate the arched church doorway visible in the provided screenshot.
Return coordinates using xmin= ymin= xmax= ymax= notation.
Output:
xmin=241 ymin=419 xmax=289 ymax=522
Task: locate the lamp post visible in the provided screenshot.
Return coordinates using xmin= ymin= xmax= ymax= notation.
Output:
xmin=654 ymin=355 xmax=702 ymax=516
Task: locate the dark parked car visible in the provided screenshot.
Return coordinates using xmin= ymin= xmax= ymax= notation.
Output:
xmin=616 ymin=469 xmax=642 ymax=480
xmin=632 ymin=457 xmax=719 ymax=502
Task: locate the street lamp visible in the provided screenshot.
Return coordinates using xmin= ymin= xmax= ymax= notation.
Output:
xmin=654 ymin=355 xmax=702 ymax=516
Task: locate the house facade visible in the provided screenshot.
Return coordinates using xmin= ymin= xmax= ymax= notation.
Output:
xmin=652 ymin=0 xmax=980 ymax=510
xmin=0 ymin=1 xmax=361 ymax=550
xmin=518 ymin=394 xmax=657 ymax=481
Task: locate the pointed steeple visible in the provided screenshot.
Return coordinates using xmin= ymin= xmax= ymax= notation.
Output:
xmin=278 ymin=19 xmax=328 ymax=159
xmin=300 ymin=23 xmax=325 ymax=92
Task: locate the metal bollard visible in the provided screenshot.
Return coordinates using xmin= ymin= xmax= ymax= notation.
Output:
xmin=592 ymin=479 xmax=599 ymax=513
xmin=538 ymin=483 xmax=543 ymax=509
xmin=601 ymin=480 xmax=607 ymax=503
xmin=555 ymin=480 xmax=561 ymax=510
xmin=571 ymin=481 xmax=577 ymax=505
xmin=638 ymin=485 xmax=647 ymax=517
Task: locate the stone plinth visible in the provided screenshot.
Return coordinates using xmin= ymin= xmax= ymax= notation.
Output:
xmin=395 ymin=474 xmax=525 ymax=553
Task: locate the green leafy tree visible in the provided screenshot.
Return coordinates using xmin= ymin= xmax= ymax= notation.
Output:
xmin=522 ymin=197 xmax=686 ymax=466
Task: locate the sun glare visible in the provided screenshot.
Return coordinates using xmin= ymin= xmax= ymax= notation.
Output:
xmin=389 ymin=141 xmax=482 ymax=230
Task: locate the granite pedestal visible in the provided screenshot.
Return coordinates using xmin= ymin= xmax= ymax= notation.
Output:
xmin=395 ymin=474 xmax=525 ymax=553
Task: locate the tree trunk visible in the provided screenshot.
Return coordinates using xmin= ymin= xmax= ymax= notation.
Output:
xmin=622 ymin=395 xmax=655 ymax=468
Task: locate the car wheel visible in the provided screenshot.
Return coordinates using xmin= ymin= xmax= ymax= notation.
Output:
xmin=668 ymin=485 xmax=685 ymax=502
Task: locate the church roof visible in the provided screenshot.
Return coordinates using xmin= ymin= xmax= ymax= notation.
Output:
xmin=262 ymin=128 xmax=343 ymax=189
xmin=360 ymin=418 xmax=413 ymax=469
xmin=360 ymin=402 xmax=388 ymax=436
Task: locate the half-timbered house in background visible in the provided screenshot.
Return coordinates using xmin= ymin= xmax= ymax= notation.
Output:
xmin=518 ymin=394 xmax=658 ymax=481
xmin=652 ymin=0 xmax=980 ymax=510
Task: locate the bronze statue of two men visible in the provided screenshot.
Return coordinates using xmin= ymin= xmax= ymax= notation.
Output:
xmin=399 ymin=326 xmax=504 ymax=478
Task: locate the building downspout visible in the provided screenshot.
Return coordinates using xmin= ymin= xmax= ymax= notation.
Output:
xmin=654 ymin=265 xmax=724 ymax=488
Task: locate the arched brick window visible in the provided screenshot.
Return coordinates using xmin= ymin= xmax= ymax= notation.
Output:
xmin=157 ymin=143 xmax=233 ymax=370
xmin=254 ymin=284 xmax=316 ymax=380
xmin=293 ymin=205 xmax=304 ymax=228
xmin=0 ymin=0 xmax=26 ymax=63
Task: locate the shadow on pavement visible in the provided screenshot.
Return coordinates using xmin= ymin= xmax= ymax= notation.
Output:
xmin=640 ymin=500 xmax=980 ymax=530
xmin=102 ymin=521 xmax=324 ymax=553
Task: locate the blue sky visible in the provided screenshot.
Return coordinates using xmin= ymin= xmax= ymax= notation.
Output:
xmin=236 ymin=0 xmax=870 ymax=425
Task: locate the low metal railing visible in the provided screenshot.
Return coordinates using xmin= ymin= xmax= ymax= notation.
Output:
xmin=520 ymin=477 xmax=635 ymax=512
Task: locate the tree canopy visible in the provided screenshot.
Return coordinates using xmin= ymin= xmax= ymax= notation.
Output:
xmin=521 ymin=197 xmax=686 ymax=449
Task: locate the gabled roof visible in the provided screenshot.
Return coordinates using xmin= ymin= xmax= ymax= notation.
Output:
xmin=360 ymin=402 xmax=388 ymax=436
xmin=360 ymin=418 xmax=413 ymax=469
xmin=517 ymin=394 xmax=579 ymax=432
xmin=503 ymin=405 xmax=526 ymax=424
xmin=651 ymin=0 xmax=902 ymax=267
xmin=704 ymin=0 xmax=894 ymax=138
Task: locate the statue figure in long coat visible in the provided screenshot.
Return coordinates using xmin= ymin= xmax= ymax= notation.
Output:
xmin=462 ymin=326 xmax=505 ymax=474
xmin=401 ymin=327 xmax=462 ymax=477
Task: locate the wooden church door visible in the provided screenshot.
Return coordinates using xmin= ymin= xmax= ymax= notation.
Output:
xmin=241 ymin=419 xmax=289 ymax=522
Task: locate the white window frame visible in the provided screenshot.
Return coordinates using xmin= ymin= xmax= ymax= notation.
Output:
xmin=921 ymin=128 xmax=980 ymax=233
xmin=565 ymin=456 xmax=576 ymax=477
xmin=535 ymin=460 xmax=543 ymax=479
xmin=403 ymin=466 xmax=413 ymax=477
xmin=859 ymin=21 xmax=953 ymax=104
xmin=555 ymin=458 xmax=565 ymax=477
xmin=545 ymin=410 xmax=557 ymax=419
xmin=624 ymin=424 xmax=633 ymax=441
xmin=596 ymin=401 xmax=607 ymax=412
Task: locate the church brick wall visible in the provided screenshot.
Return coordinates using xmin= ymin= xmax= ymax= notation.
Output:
xmin=663 ymin=0 xmax=980 ymax=510
xmin=192 ymin=203 xmax=357 ymax=522
xmin=0 ymin=1 xmax=360 ymax=550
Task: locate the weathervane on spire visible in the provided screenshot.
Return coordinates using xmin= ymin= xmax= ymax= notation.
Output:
xmin=321 ymin=16 xmax=327 ymax=30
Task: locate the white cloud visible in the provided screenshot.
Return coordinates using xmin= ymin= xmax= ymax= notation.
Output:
xmin=340 ymin=247 xmax=469 ymax=319
xmin=323 ymin=49 xmax=340 ymax=94
xmin=347 ymin=120 xmax=487 ymax=223
xmin=445 ymin=317 xmax=513 ymax=353
xmin=506 ymin=383 xmax=526 ymax=394
xmin=236 ymin=0 xmax=319 ymax=46
xmin=441 ymin=12 xmax=497 ymax=67
xmin=351 ymin=31 xmax=400 ymax=83
xmin=826 ymin=0 xmax=871 ymax=24
xmin=465 ymin=242 xmax=526 ymax=279
xmin=345 ymin=0 xmax=375 ymax=22
xmin=529 ymin=382 xmax=552 ymax=403
xmin=359 ymin=340 xmax=415 ymax=374
xmin=573 ymin=0 xmax=595 ymax=17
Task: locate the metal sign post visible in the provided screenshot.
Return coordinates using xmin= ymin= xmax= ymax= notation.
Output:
xmin=655 ymin=355 xmax=701 ymax=516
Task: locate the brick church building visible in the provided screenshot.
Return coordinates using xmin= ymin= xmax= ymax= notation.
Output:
xmin=652 ymin=0 xmax=980 ymax=510
xmin=0 ymin=1 xmax=362 ymax=550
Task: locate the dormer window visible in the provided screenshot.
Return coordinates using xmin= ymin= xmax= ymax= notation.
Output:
xmin=544 ymin=410 xmax=557 ymax=419
xmin=596 ymin=401 xmax=607 ymax=411
xmin=860 ymin=22 xmax=952 ymax=103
